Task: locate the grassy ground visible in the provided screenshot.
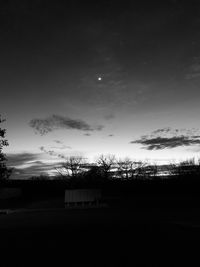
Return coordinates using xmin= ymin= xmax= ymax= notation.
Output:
xmin=1 ymin=178 xmax=200 ymax=265
xmin=0 ymin=206 xmax=200 ymax=266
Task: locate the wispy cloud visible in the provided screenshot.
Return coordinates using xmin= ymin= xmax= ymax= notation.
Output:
xmin=29 ymin=114 xmax=104 ymax=135
xmin=131 ymin=136 xmax=200 ymax=150
xmin=40 ymin=146 xmax=67 ymax=159
xmin=51 ymin=145 xmax=72 ymax=150
xmin=104 ymin=113 xmax=115 ymax=120
xmin=185 ymin=57 xmax=200 ymax=79
xmin=7 ymin=153 xmax=41 ymax=167
xmin=7 ymin=152 xmax=55 ymax=179
xmin=11 ymin=161 xmax=60 ymax=179
xmin=54 ymin=140 xmax=63 ymax=144
xmin=52 ymin=140 xmax=72 ymax=149
xmin=83 ymin=133 xmax=91 ymax=136
xmin=130 ymin=127 xmax=200 ymax=150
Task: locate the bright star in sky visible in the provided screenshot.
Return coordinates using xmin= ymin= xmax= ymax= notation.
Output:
xmin=98 ymin=77 xmax=102 ymax=81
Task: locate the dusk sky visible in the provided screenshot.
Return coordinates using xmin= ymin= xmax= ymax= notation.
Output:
xmin=2 ymin=1 xmax=200 ymax=178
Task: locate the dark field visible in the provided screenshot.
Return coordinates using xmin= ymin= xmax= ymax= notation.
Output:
xmin=0 ymin=179 xmax=200 ymax=266
xmin=0 ymin=205 xmax=200 ymax=267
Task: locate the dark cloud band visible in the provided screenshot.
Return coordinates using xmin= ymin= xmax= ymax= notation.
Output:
xmin=7 ymin=153 xmax=40 ymax=167
xmin=7 ymin=152 xmax=61 ymax=179
xmin=29 ymin=114 xmax=104 ymax=135
xmin=130 ymin=127 xmax=200 ymax=150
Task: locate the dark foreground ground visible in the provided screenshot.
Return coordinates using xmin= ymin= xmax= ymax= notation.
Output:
xmin=0 ymin=206 xmax=200 ymax=267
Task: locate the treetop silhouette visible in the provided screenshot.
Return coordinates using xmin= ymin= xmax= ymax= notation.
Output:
xmin=0 ymin=116 xmax=12 ymax=179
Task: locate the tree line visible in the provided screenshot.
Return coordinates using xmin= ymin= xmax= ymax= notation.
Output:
xmin=1 ymin=115 xmax=200 ymax=182
xmin=53 ymin=154 xmax=159 ymax=181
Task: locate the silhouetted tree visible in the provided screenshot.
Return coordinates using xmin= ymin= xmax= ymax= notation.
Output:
xmin=144 ymin=164 xmax=158 ymax=179
xmin=167 ymin=161 xmax=177 ymax=177
xmin=30 ymin=174 xmax=50 ymax=181
xmin=130 ymin=160 xmax=148 ymax=179
xmin=117 ymin=157 xmax=132 ymax=179
xmin=96 ymin=154 xmax=116 ymax=179
xmin=0 ymin=116 xmax=12 ymax=179
xmin=81 ymin=165 xmax=103 ymax=185
xmin=167 ymin=158 xmax=200 ymax=178
xmin=57 ymin=156 xmax=86 ymax=177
